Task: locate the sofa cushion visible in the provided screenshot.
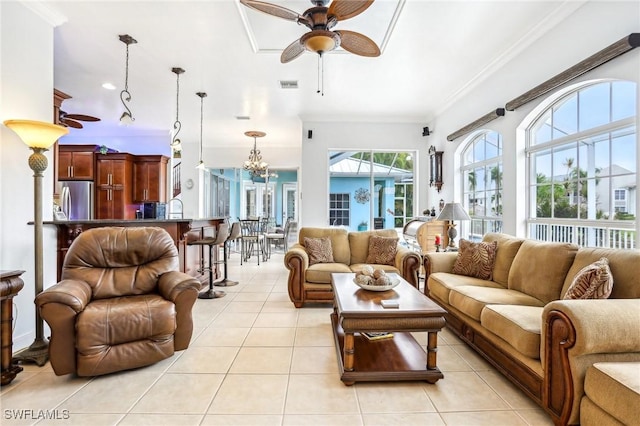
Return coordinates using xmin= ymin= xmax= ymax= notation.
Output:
xmin=427 ymin=272 xmax=503 ymax=304
xmin=452 ymin=239 xmax=498 ymax=280
xmin=481 ymin=305 xmax=543 ymax=359
xmin=349 ymin=229 xmax=398 ymax=265
xmin=584 ymin=362 xmax=640 ymax=426
xmin=365 ymin=235 xmax=398 ymax=266
xmin=299 ymin=227 xmax=350 ymax=264
xmin=561 ymin=248 xmax=640 ymax=299
xmin=305 ymin=263 xmax=352 ymax=284
xmin=304 ymin=237 xmax=335 ymax=265
xmin=482 ymin=233 xmax=525 ymax=287
xmin=449 ymin=286 xmax=545 ymax=321
xmin=508 ymin=240 xmax=579 ymax=304
xmin=564 ymin=257 xmax=613 ymax=300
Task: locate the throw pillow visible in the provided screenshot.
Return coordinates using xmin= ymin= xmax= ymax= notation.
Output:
xmin=304 ymin=237 xmax=334 ymax=265
xmin=365 ymin=235 xmax=398 ymax=266
xmin=452 ymin=239 xmax=498 ymax=280
xmin=563 ymin=257 xmax=613 ymax=300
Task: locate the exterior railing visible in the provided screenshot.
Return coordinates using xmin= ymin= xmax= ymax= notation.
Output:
xmin=528 ymin=219 xmax=636 ymax=249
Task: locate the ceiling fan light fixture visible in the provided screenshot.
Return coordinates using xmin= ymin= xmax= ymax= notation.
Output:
xmin=301 ymin=30 xmax=339 ymax=54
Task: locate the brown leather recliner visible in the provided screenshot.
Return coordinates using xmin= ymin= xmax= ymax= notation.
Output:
xmin=36 ymin=226 xmax=201 ymax=376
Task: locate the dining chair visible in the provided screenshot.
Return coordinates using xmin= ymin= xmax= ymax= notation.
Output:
xmin=265 ymin=217 xmax=292 ymax=259
xmin=239 ymin=219 xmax=266 ymax=265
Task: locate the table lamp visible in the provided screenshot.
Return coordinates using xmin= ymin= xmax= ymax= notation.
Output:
xmin=4 ymin=119 xmax=69 ymax=365
xmin=436 ymin=202 xmax=471 ymax=251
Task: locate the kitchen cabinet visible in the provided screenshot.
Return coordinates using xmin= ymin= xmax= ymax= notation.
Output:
xmin=133 ymin=155 xmax=169 ymax=203
xmin=95 ymin=153 xmax=134 ymax=219
xmin=58 ymin=145 xmax=97 ymax=180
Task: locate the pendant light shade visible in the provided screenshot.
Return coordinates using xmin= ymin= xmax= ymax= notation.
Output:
xmin=196 ymin=92 xmax=207 ymax=170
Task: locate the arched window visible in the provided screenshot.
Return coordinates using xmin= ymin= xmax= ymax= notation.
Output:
xmin=460 ymin=131 xmax=503 ymax=240
xmin=527 ymin=80 xmax=636 ymax=248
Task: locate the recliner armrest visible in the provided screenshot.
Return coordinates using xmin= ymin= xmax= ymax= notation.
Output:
xmin=35 ymin=279 xmax=92 ymax=313
xmin=158 ymin=271 xmax=201 ymax=302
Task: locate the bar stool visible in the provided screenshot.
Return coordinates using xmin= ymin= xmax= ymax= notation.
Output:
xmin=189 ymin=223 xmax=229 ymax=299
xmin=215 ymin=221 xmax=240 ymax=287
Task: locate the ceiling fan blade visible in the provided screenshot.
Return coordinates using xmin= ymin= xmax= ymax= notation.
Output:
xmin=335 ymin=30 xmax=380 ymax=57
xmin=281 ymin=39 xmax=305 ymax=63
xmin=328 ymin=0 xmax=373 ymax=21
xmin=240 ymin=0 xmax=301 ymax=22
xmin=64 ymin=113 xmax=100 ymax=122
xmin=61 ymin=118 xmax=83 ymax=129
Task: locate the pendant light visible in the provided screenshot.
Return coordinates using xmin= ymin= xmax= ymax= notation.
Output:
xmin=118 ymin=34 xmax=137 ymax=125
xmin=170 ymin=67 xmax=185 ymax=150
xmin=196 ymin=92 xmax=207 ymax=170
xmin=242 ymin=131 xmax=268 ymax=176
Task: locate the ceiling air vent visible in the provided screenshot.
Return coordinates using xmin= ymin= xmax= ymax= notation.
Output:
xmin=279 ymin=80 xmax=298 ymax=89
xmin=235 ymin=116 xmax=251 ymax=120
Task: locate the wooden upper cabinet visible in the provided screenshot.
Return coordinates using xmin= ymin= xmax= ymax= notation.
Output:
xmin=133 ymin=155 xmax=169 ymax=203
xmin=95 ymin=153 xmax=134 ymax=219
xmin=57 ymin=145 xmax=97 ymax=181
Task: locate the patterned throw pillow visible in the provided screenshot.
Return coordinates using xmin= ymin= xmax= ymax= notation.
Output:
xmin=304 ymin=237 xmax=334 ymax=265
xmin=452 ymin=239 xmax=498 ymax=280
xmin=365 ymin=236 xmax=398 ymax=266
xmin=563 ymin=257 xmax=613 ymax=300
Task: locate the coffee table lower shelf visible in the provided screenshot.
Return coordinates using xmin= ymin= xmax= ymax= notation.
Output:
xmin=330 ymin=312 xmax=444 ymax=385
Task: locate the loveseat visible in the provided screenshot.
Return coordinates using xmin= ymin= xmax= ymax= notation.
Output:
xmin=285 ymin=227 xmax=421 ymax=307
xmin=423 ymin=233 xmax=640 ymax=425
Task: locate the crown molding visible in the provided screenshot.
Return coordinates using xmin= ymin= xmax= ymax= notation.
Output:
xmin=21 ymin=1 xmax=68 ymax=27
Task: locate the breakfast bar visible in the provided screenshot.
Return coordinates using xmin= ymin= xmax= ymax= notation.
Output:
xmin=46 ymin=218 xmax=227 ymax=285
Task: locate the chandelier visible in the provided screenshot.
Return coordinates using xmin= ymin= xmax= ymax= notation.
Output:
xmin=243 ymin=131 xmax=268 ymax=175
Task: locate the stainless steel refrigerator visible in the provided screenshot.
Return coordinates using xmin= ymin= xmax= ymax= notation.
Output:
xmin=60 ymin=181 xmax=94 ymax=220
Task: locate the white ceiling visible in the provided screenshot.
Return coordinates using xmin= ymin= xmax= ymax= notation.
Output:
xmin=40 ymin=0 xmax=581 ymax=149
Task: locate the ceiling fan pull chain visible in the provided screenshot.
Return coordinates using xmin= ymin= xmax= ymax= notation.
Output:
xmin=316 ymin=53 xmax=325 ymax=96
xmin=317 ymin=54 xmax=321 ymax=95
xmin=321 ymin=54 xmax=324 ymax=96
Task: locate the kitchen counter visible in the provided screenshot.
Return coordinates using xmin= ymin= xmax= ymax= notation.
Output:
xmin=46 ymin=218 xmax=227 ymax=283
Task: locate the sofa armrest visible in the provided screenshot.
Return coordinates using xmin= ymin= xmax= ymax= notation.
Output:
xmin=158 ymin=271 xmax=201 ymax=350
xmin=542 ymin=299 xmax=640 ymax=425
xmin=35 ymin=279 xmax=92 ymax=375
xmin=423 ymin=252 xmax=458 ymax=278
xmin=285 ymin=244 xmax=310 ymax=308
xmin=395 ymin=245 xmax=421 ymax=288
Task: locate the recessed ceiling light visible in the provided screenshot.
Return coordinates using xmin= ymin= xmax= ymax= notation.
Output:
xmin=102 ymin=82 xmax=116 ymax=90
xmin=279 ymin=80 xmax=298 ymax=89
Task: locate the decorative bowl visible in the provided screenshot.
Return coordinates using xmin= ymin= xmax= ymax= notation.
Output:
xmin=353 ymin=277 xmax=400 ymax=292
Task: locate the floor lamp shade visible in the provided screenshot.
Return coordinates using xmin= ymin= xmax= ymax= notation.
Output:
xmin=3 ymin=119 xmax=68 ymax=149
xmin=3 ymin=119 xmax=68 ymax=366
xmin=436 ymin=202 xmax=471 ymax=250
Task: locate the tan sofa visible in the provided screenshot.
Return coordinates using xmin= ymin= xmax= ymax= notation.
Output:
xmin=285 ymin=227 xmax=421 ymax=307
xmin=423 ymin=233 xmax=640 ymax=425
xmin=581 ymin=362 xmax=640 ymax=426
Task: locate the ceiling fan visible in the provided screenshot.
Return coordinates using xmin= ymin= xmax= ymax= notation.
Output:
xmin=240 ymin=0 xmax=381 ymax=63
xmin=58 ymin=110 xmax=101 ymax=129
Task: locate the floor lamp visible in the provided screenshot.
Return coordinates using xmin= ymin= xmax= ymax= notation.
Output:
xmin=3 ymin=119 xmax=69 ymax=366
xmin=436 ymin=202 xmax=471 ymax=251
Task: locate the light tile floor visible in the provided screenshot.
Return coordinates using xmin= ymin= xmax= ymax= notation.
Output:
xmin=2 ymin=250 xmax=553 ymax=426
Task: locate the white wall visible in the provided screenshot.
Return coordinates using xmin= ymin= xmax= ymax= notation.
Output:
xmin=428 ymin=1 xmax=640 ymax=237
xmin=299 ymin=121 xmax=437 ymax=227
xmin=0 ymin=2 xmax=57 ymax=351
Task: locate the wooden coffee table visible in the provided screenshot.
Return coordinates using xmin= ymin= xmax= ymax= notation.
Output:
xmin=330 ymin=272 xmax=447 ymax=385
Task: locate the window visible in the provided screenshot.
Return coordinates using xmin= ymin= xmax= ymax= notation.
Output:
xmin=527 ymin=80 xmax=636 ymax=248
xmin=460 ymin=131 xmax=503 ymax=240
xmin=329 ymin=193 xmax=350 ymax=226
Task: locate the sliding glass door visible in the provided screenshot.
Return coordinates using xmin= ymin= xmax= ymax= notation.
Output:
xmin=328 ymin=150 xmax=415 ymax=231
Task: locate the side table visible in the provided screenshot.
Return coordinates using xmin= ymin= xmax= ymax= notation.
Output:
xmin=1 ymin=270 xmax=25 ymax=385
